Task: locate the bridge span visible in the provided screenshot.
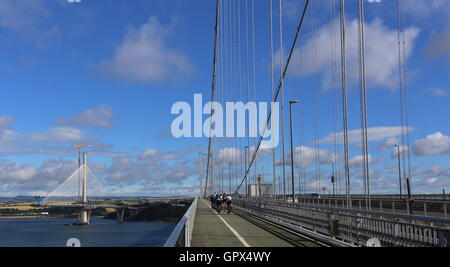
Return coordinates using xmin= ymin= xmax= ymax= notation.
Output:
xmin=42 ymin=152 xmax=133 ymax=225
xmin=165 ymin=197 xmax=450 ymax=247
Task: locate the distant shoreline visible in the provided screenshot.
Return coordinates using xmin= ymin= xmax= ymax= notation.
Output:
xmin=0 ymin=216 xmax=104 ymax=220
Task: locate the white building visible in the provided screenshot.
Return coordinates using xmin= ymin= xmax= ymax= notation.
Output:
xmin=248 ymin=184 xmax=273 ymax=198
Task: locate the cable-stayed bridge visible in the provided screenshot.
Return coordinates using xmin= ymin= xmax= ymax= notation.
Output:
xmin=42 ymin=153 xmax=130 ymax=225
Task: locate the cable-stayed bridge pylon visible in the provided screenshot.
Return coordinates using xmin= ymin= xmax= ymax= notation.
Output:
xmin=42 ymin=153 xmax=128 ymax=225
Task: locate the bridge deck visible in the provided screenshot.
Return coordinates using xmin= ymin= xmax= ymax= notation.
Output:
xmin=192 ymin=199 xmax=301 ymax=247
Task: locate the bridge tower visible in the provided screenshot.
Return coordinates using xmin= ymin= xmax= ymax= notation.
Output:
xmin=78 ymin=152 xmax=91 ymax=225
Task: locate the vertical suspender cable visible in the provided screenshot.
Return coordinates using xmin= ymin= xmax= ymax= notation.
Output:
xmin=235 ymin=0 xmax=311 ymax=194
xmin=339 ymin=0 xmax=352 ymax=208
xmin=330 ymin=0 xmax=342 ymax=195
xmin=279 ymin=0 xmax=287 ymax=202
xmin=357 ymin=0 xmax=371 ymax=210
xmin=237 ymin=0 xmax=243 ymax=194
xmin=396 ymin=0 xmax=407 ymax=193
xmin=401 ymin=0 xmax=413 ymax=191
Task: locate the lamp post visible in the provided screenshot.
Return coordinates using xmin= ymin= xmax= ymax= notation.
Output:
xmin=199 ymin=152 xmax=208 ymax=198
xmin=289 ymin=100 xmax=299 ymax=203
xmin=394 ymin=145 xmax=403 ymax=200
xmin=74 ymin=144 xmax=92 ymax=168
xmin=245 ymin=146 xmax=249 ymax=197
xmin=228 ymin=162 xmax=232 ymax=194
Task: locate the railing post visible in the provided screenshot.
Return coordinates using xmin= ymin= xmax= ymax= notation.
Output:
xmin=394 ymin=221 xmax=400 ymax=246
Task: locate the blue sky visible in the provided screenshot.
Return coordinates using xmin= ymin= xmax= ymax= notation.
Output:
xmin=0 ymin=0 xmax=449 ymax=197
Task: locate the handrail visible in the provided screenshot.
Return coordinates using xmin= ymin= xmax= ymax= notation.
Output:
xmin=234 ymin=199 xmax=450 ymax=247
xmin=164 ymin=198 xmax=198 ymax=247
xmin=268 ymin=200 xmax=450 ymax=225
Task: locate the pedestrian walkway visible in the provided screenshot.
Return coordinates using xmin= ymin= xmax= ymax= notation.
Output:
xmin=191 ymin=199 xmax=293 ymax=247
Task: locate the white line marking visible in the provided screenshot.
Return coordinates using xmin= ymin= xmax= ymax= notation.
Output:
xmin=202 ymin=199 xmax=251 ymax=247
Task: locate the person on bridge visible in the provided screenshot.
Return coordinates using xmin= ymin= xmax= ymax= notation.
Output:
xmin=225 ymin=194 xmax=232 ymax=214
xmin=210 ymin=193 xmax=217 ymax=209
xmin=216 ymin=194 xmax=224 ymax=213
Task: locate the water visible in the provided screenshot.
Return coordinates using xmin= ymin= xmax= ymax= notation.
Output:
xmin=0 ymin=218 xmax=176 ymax=247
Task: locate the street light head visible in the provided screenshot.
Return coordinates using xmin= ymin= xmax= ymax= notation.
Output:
xmin=289 ymin=100 xmax=300 ymax=104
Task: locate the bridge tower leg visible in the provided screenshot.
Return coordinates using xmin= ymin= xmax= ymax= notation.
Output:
xmin=116 ymin=208 xmax=125 ymax=223
xmin=78 ymin=208 xmax=91 ymax=225
xmin=83 ymin=152 xmax=88 ymax=204
xmin=77 ymin=152 xmax=91 ymax=225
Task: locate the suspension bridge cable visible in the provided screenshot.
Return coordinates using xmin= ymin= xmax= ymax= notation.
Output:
xmin=252 ymin=0 xmax=258 ymax=188
xmin=312 ymin=0 xmax=321 ymax=194
xmin=269 ymin=0 xmax=277 ymax=199
xmin=330 ymin=0 xmax=342 ymax=195
xmin=204 ymin=0 xmax=221 ymax=197
xmin=245 ymin=0 xmax=250 ymax=196
xmin=297 ymin=12 xmax=305 ymax=196
xmin=235 ymin=0 xmax=311 ymax=194
xmin=237 ymin=0 xmax=244 ymax=194
xmin=401 ymin=0 xmax=413 ymax=188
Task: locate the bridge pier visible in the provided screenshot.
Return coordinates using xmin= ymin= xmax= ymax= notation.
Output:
xmin=117 ymin=208 xmax=125 ymax=223
xmin=78 ymin=209 xmax=91 ymax=225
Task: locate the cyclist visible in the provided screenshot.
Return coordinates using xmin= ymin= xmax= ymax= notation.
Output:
xmin=225 ymin=194 xmax=232 ymax=214
xmin=210 ymin=193 xmax=217 ymax=209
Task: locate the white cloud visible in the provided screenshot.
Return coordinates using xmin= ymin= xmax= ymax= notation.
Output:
xmin=55 ymin=105 xmax=114 ymax=128
xmin=139 ymin=149 xmax=158 ymax=160
xmin=0 ymin=159 xmax=77 ymax=196
xmin=0 ymin=127 xmax=86 ymax=146
xmin=0 ymin=0 xmax=46 ymax=31
xmin=427 ymin=20 xmax=450 ymax=65
xmin=391 ymin=145 xmax=409 ymax=159
xmin=427 ymin=87 xmax=449 ymax=97
xmin=284 ymin=0 xmax=302 ymax=21
xmin=218 ymin=147 xmax=244 ymax=163
xmin=413 ymin=132 xmax=450 ymax=156
xmin=275 ymin=146 xmax=333 ymax=169
xmin=404 ymin=0 xmax=450 ymax=18
xmin=0 ymin=0 xmax=59 ymax=45
xmin=348 ymin=154 xmax=376 ymax=169
xmin=29 ymin=127 xmax=86 ymax=143
xmin=378 ymin=137 xmax=400 ymax=151
xmin=277 ymin=18 xmax=420 ymax=90
xmin=320 ymin=126 xmax=415 ymax=145
xmin=0 ymin=146 xmax=200 ymax=197
xmin=98 ymin=16 xmax=195 ymax=84
xmin=0 ymin=116 xmax=13 ymax=129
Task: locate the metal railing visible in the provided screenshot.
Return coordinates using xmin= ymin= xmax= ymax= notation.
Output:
xmin=295 ymin=197 xmax=450 ymax=218
xmin=163 ymin=198 xmax=198 ymax=247
xmin=234 ymin=199 xmax=450 ymax=247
